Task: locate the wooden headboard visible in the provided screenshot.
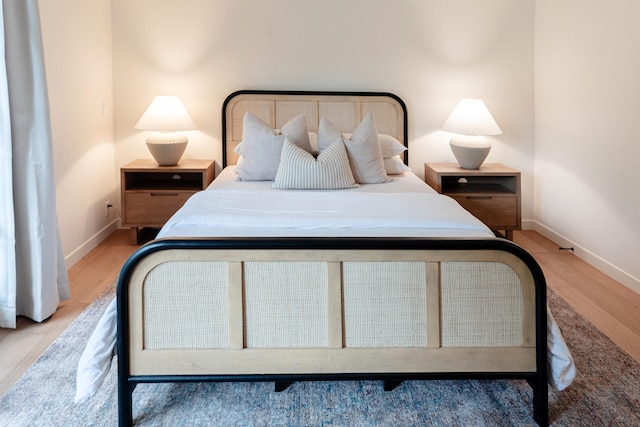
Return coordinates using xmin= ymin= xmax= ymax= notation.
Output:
xmin=221 ymin=90 xmax=408 ymax=167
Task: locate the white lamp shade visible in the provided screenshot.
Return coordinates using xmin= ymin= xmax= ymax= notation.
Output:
xmin=135 ymin=96 xmax=196 ymax=131
xmin=441 ymin=99 xmax=502 ymax=136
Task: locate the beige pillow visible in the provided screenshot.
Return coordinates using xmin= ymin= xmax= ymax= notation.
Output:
xmin=273 ymin=137 xmax=359 ymax=190
xmin=378 ymin=134 xmax=407 ymax=158
xmin=384 ymin=155 xmax=412 ymax=174
xmin=318 ymin=114 xmax=389 ymax=184
xmin=308 ymin=132 xmax=319 ymax=154
xmin=235 ymin=112 xmax=310 ymax=181
xmin=342 ymin=133 xmax=407 ymax=159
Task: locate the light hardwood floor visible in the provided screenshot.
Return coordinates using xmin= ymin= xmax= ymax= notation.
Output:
xmin=513 ymin=231 xmax=640 ymax=361
xmin=0 ymin=229 xmax=639 ymax=396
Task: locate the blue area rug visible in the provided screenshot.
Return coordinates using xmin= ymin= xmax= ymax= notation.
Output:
xmin=1 ymin=283 xmax=639 ymax=426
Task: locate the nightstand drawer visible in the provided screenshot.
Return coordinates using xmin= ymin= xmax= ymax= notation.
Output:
xmin=450 ymin=194 xmax=519 ymax=228
xmin=124 ymin=191 xmax=193 ymax=226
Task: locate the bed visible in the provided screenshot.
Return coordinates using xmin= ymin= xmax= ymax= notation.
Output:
xmin=76 ymin=91 xmax=574 ymax=426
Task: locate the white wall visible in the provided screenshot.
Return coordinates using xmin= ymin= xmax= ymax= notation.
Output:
xmin=39 ymin=0 xmax=639 ymax=293
xmin=535 ymin=0 xmax=640 ymax=292
xmin=41 ymin=0 xmax=539 ymax=271
xmin=111 ymin=0 xmax=535 ymax=215
xmin=38 ymin=0 xmax=116 ymax=266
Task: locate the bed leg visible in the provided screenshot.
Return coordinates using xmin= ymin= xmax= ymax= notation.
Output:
xmin=275 ymin=381 xmax=292 ymax=392
xmin=118 ymin=381 xmax=134 ymax=427
xmin=383 ymin=380 xmax=403 ymax=391
xmin=531 ymin=377 xmax=549 ymax=427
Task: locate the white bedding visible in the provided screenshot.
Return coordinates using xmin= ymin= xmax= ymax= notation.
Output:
xmin=158 ymin=167 xmax=494 ymax=238
xmin=75 ymin=168 xmax=575 ymax=403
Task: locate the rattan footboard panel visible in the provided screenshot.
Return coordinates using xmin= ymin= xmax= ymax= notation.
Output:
xmin=123 ymin=242 xmax=536 ymax=376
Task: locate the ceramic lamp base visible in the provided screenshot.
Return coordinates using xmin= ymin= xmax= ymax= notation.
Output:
xmin=146 ymin=132 xmax=188 ymax=166
xmin=449 ymin=135 xmax=491 ymax=169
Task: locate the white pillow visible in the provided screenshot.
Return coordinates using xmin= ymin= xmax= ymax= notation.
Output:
xmin=233 ymin=155 xmax=244 ymax=172
xmin=318 ymin=118 xmax=341 ymax=154
xmin=235 ymin=112 xmax=310 ymax=181
xmin=378 ymin=134 xmax=407 ymax=158
xmin=340 ymin=133 xmax=406 ymax=159
xmin=308 ymin=132 xmax=319 ymax=154
xmin=273 ymin=137 xmax=359 ymax=190
xmin=342 ymin=133 xmax=407 ymax=159
xmin=318 ymin=114 xmax=389 ymax=184
xmin=384 ymin=155 xmax=412 ymax=174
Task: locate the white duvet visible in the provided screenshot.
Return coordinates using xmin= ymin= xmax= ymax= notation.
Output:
xmin=74 ymin=169 xmax=575 ymax=403
xmin=159 ymin=167 xmax=494 ymax=238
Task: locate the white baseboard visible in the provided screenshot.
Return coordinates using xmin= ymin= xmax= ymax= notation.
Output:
xmin=530 ymin=220 xmax=640 ymax=295
xmin=521 ymin=219 xmax=535 ymax=231
xmin=64 ymin=220 xmax=119 ymax=268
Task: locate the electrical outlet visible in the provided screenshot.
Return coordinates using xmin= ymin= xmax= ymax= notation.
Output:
xmin=104 ymin=201 xmax=111 ymax=217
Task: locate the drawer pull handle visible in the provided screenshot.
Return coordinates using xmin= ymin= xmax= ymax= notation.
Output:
xmin=466 ymin=196 xmax=492 ymax=200
xmin=150 ymin=193 xmax=178 ymax=197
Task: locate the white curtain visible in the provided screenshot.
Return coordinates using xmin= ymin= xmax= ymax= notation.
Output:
xmin=0 ymin=0 xmax=69 ymax=328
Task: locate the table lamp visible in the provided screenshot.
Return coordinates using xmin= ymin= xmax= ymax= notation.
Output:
xmin=441 ymin=99 xmax=502 ymax=169
xmin=135 ymin=96 xmax=196 ymax=166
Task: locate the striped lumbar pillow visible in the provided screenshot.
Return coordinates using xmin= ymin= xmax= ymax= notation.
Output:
xmin=273 ymin=137 xmax=359 ymax=190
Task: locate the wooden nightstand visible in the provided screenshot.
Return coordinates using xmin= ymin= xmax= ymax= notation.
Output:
xmin=121 ymin=159 xmax=214 ymax=244
xmin=424 ymin=162 xmax=521 ymax=240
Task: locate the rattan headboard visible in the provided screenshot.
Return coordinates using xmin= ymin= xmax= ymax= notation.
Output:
xmin=221 ymin=90 xmax=408 ymax=167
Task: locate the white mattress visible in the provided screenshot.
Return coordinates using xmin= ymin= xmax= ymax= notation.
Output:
xmin=158 ymin=167 xmax=495 ymax=239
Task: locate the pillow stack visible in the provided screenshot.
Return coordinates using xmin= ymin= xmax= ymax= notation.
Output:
xmin=235 ymin=112 xmax=311 ymax=181
xmin=318 ymin=113 xmax=389 ymax=184
xmin=235 ymin=111 xmax=410 ymax=189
